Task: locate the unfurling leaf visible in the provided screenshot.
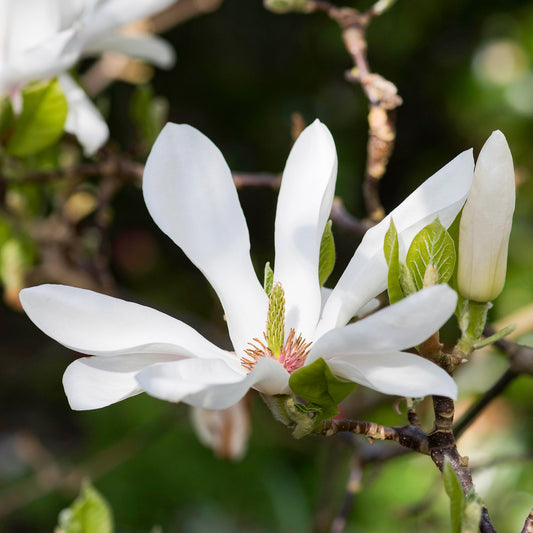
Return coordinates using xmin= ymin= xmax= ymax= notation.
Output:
xmin=264 ymin=261 xmax=274 ymax=296
xmin=56 ymin=480 xmax=113 ymax=533
xmin=7 ymin=79 xmax=67 ymax=157
xmin=443 ymin=459 xmax=483 ymax=533
xmin=383 ymin=218 xmax=403 ymax=304
xmin=289 ymin=358 xmax=356 ymax=424
xmin=318 ymin=220 xmax=335 ymax=286
xmin=443 ymin=459 xmax=463 ymax=533
xmin=406 ymin=218 xmax=455 ymax=290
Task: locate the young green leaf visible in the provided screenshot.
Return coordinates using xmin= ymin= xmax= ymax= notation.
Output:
xmin=318 ymin=220 xmax=335 ymax=286
xmin=289 ymin=358 xmax=355 ymax=422
xmin=6 ymin=79 xmax=67 ymax=157
xmin=383 ymin=218 xmax=403 ymax=304
xmin=264 ymin=261 xmax=274 ymax=296
xmin=0 ymin=97 xmax=14 ymax=139
xmin=57 ymin=480 xmax=114 ymax=533
xmin=443 ymin=459 xmax=464 ymax=533
xmin=406 ymin=218 xmax=456 ymax=290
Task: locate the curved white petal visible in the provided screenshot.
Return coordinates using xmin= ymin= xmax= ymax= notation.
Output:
xmin=84 ymin=33 xmax=175 ymax=69
xmin=137 ymin=357 xmax=289 ymax=410
xmin=60 ymin=74 xmax=109 ymax=155
xmin=318 ymin=149 xmax=474 ymax=333
xmin=80 ymin=0 xmax=177 ymax=45
xmin=143 ymin=123 xmax=267 ymax=355
xmin=328 ymin=352 xmax=458 ymax=399
xmin=63 ymin=352 xmax=182 ymax=410
xmin=0 ymin=28 xmax=82 ymax=95
xmin=308 ymin=285 xmax=457 ymax=364
xmin=20 ymin=284 xmax=231 ymax=361
xmin=274 ymin=120 xmax=337 ymax=338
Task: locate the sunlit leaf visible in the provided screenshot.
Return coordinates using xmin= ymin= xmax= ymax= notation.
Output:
xmin=406 ymin=218 xmax=455 ymax=290
xmin=384 ymin=218 xmax=403 ymax=304
xmin=318 ymin=220 xmax=335 ymax=286
xmin=6 ymin=79 xmax=67 ymax=157
xmin=57 ymin=480 xmax=113 ymax=533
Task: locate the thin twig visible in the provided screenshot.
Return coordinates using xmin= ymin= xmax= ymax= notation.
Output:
xmin=329 ymin=453 xmax=363 ymax=533
xmin=320 ymin=418 xmax=429 ymax=454
xmin=307 ymin=0 xmax=402 ymax=222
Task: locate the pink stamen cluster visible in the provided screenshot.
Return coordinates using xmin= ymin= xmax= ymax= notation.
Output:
xmin=241 ymin=329 xmax=311 ymax=374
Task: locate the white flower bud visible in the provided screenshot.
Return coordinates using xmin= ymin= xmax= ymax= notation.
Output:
xmin=458 ymin=130 xmax=515 ymax=302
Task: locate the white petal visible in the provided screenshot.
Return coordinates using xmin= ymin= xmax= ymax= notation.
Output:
xmin=308 ymin=285 xmax=457 ymax=364
xmin=143 ymin=124 xmax=267 ymax=355
xmin=328 ymin=352 xmax=458 ymax=399
xmin=63 ymin=352 xmax=182 ymax=410
xmin=60 ymin=74 xmax=109 ymax=155
xmin=0 ymin=28 xmax=82 ymax=94
xmin=84 ymin=33 xmax=175 ymax=69
xmin=19 ymin=284 xmax=231 ymax=361
xmin=274 ymin=120 xmax=337 ymax=338
xmin=80 ymin=0 xmax=177 ymax=44
xmin=318 ymin=149 xmax=474 ymax=333
xmin=137 ymin=357 xmax=289 ymax=409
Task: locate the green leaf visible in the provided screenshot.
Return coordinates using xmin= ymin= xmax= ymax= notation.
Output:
xmin=0 ymin=97 xmax=14 ymax=139
xmin=129 ymin=85 xmax=168 ymax=151
xmin=57 ymin=480 xmax=113 ymax=533
xmin=383 ymin=218 xmax=403 ymax=304
xmin=264 ymin=261 xmax=274 ymax=296
xmin=318 ymin=220 xmax=335 ymax=286
xmin=289 ymin=358 xmax=356 ymax=422
xmin=406 ymin=218 xmax=456 ymax=290
xmin=443 ymin=459 xmax=464 ymax=533
xmin=6 ymin=79 xmax=67 ymax=157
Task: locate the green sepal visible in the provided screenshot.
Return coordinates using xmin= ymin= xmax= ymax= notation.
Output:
xmin=318 ymin=220 xmax=335 ymax=286
xmin=264 ymin=261 xmax=274 ymax=296
xmin=289 ymin=358 xmax=356 ymax=424
xmin=7 ymin=79 xmax=67 ymax=157
xmin=384 ymin=218 xmax=403 ymax=304
xmin=266 ymin=283 xmax=285 ymax=355
xmin=56 ymin=480 xmax=114 ymax=533
xmin=406 ymin=218 xmax=456 ymax=290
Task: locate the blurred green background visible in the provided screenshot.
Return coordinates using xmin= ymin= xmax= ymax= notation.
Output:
xmin=2 ymin=0 xmax=533 ymax=531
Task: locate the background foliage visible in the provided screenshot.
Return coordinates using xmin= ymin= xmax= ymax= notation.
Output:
xmin=2 ymin=1 xmax=533 ymax=531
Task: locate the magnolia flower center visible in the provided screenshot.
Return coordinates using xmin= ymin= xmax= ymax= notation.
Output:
xmin=241 ymin=329 xmax=312 ymax=374
xmin=240 ymin=281 xmax=311 ymax=373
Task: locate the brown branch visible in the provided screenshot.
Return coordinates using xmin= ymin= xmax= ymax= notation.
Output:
xmin=428 ymin=396 xmax=497 ymax=533
xmin=320 ymin=418 xmax=429 ymax=454
xmin=307 ymin=0 xmax=402 ymax=222
xmin=522 ymin=509 xmax=533 ymax=533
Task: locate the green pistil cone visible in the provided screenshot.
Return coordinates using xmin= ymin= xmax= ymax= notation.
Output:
xmin=266 ymin=283 xmax=285 ymax=357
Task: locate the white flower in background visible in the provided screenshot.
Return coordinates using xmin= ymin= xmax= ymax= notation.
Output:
xmin=0 ymin=0 xmax=177 ymax=154
xmin=20 ymin=120 xmax=474 ymax=411
xmin=458 ymin=130 xmax=515 ymax=303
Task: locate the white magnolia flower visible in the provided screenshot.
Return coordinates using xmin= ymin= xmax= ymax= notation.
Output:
xmin=20 ymin=120 xmax=474 ymax=411
xmin=0 ymin=0 xmax=177 ymax=154
xmin=458 ymin=130 xmax=515 ymax=303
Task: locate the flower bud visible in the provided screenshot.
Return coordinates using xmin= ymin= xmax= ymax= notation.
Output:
xmin=457 ymin=130 xmax=515 ymax=302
